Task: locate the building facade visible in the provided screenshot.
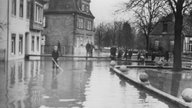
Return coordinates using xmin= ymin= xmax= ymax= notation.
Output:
xmin=0 ymin=0 xmax=45 ymax=60
xmin=149 ymin=14 xmax=192 ymax=54
xmin=44 ymin=0 xmax=95 ymax=55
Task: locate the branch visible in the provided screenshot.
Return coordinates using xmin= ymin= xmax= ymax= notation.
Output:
xmin=167 ymin=0 xmax=176 ymax=14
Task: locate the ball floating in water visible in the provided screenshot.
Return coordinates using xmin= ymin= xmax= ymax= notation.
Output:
xmin=181 ymin=88 xmax=192 ymax=102
xmin=139 ymin=73 xmax=149 ymax=82
xmin=119 ymin=65 xmax=127 ymax=72
xmin=110 ymin=61 xmax=116 ymax=67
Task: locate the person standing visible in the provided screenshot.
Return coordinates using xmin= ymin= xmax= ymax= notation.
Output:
xmin=110 ymin=46 xmax=117 ymax=60
xmin=86 ymin=42 xmax=91 ymax=57
xmin=52 ymin=46 xmax=59 ymax=69
xmin=90 ymin=43 xmax=94 ymax=57
xmin=128 ymin=49 xmax=133 ymax=59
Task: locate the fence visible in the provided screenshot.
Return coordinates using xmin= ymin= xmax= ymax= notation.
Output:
xmin=43 ymin=45 xmax=74 ymax=55
xmin=0 ymin=49 xmax=6 ymax=61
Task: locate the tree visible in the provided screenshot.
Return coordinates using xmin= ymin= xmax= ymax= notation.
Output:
xmin=118 ymin=0 xmax=169 ymax=50
xmin=166 ymin=0 xmax=192 ymax=71
xmin=122 ymin=22 xmax=134 ymax=49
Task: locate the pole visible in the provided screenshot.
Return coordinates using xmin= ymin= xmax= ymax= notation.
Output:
xmin=52 ymin=58 xmax=63 ymax=72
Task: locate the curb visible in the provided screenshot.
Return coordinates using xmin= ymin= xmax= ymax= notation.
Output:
xmin=110 ymin=66 xmax=192 ymax=108
xmin=115 ymin=65 xmax=192 ymax=70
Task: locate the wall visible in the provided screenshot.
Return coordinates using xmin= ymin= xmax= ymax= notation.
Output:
xmin=0 ymin=0 xmax=8 ymax=60
xmin=8 ymin=0 xmax=30 ymax=60
xmin=45 ymin=14 xmax=74 ymax=54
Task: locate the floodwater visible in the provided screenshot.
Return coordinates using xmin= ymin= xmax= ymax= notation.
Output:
xmin=0 ymin=60 xmax=181 ymax=108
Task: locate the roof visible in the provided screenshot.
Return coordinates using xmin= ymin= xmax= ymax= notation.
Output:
xmin=45 ymin=0 xmax=94 ymax=19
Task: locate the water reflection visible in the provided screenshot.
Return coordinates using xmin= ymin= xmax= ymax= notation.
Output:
xmin=0 ymin=61 xmax=6 ymax=108
xmin=144 ymin=69 xmax=192 ymax=99
xmin=0 ymin=60 xmax=183 ymax=108
xmin=51 ymin=70 xmax=58 ymax=89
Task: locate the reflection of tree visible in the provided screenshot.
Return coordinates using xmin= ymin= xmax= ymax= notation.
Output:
xmin=170 ymin=73 xmax=181 ymax=97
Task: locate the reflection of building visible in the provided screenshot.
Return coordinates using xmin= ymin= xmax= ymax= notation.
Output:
xmin=0 ymin=62 xmax=6 ymax=108
xmin=44 ymin=0 xmax=95 ymax=55
xmin=6 ymin=60 xmax=43 ymax=108
xmin=7 ymin=60 xmax=27 ymax=108
xmin=149 ymin=14 xmax=192 ymax=54
xmin=0 ymin=0 xmax=45 ymax=60
xmin=42 ymin=61 xmax=93 ymax=107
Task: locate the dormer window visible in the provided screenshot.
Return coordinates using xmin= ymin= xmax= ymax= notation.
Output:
xmin=81 ymin=3 xmax=89 ymax=13
xmin=85 ymin=5 xmax=89 ymax=12
xmin=163 ymin=22 xmax=168 ymax=32
xmin=81 ymin=4 xmax=85 ymax=11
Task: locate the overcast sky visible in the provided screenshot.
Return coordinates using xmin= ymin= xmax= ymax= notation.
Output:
xmin=90 ymin=0 xmax=133 ymax=26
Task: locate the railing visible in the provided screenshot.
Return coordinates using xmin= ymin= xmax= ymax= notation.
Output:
xmin=42 ymin=45 xmax=73 ymax=55
xmin=0 ymin=49 xmax=6 ymax=61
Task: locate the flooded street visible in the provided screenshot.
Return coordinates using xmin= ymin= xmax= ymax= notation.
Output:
xmin=0 ymin=60 xmax=180 ymax=108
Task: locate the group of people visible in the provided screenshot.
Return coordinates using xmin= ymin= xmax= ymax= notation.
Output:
xmin=110 ymin=46 xmax=135 ymax=60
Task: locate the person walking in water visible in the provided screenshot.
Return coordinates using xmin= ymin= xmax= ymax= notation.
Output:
xmin=52 ymin=46 xmax=59 ymax=69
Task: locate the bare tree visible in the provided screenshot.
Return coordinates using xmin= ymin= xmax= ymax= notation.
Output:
xmin=118 ymin=0 xmax=169 ymax=50
xmin=166 ymin=0 xmax=192 ymax=71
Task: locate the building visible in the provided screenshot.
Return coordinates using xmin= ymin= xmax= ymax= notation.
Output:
xmin=149 ymin=14 xmax=192 ymax=54
xmin=0 ymin=0 xmax=45 ymax=60
xmin=44 ymin=0 xmax=95 ymax=55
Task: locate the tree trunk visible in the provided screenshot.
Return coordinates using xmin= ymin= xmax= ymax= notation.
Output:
xmin=173 ymin=10 xmax=183 ymax=71
xmin=145 ymin=34 xmax=149 ymax=51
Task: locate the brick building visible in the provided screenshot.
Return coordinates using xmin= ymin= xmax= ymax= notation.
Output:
xmin=0 ymin=0 xmax=45 ymax=60
xmin=149 ymin=14 xmax=192 ymax=54
xmin=44 ymin=0 xmax=95 ymax=55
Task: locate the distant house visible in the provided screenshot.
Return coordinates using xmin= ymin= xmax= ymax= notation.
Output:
xmin=149 ymin=14 xmax=192 ymax=54
xmin=44 ymin=0 xmax=95 ymax=55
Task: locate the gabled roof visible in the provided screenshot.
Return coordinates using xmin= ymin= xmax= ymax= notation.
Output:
xmin=45 ymin=0 xmax=94 ymax=19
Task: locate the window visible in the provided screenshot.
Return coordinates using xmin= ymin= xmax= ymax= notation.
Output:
xmin=19 ymin=0 xmax=24 ymax=17
xmin=10 ymin=65 xmax=16 ymax=86
xmin=27 ymin=0 xmax=31 ymax=19
xmin=19 ymin=35 xmax=23 ymax=54
xmin=163 ymin=23 xmax=168 ymax=32
xmin=154 ymin=40 xmax=160 ymax=49
xmin=85 ymin=5 xmax=89 ymax=12
xmin=189 ymin=41 xmax=192 ymax=52
xmin=18 ymin=63 xmax=23 ymax=82
xmin=11 ymin=34 xmax=16 ymax=55
xmin=82 ymin=4 xmax=89 ymax=13
xmin=81 ymin=4 xmax=85 ymax=11
xmin=12 ymin=0 xmax=16 ymax=16
xmin=77 ymin=18 xmax=84 ymax=29
xmin=37 ymin=37 xmax=39 ymax=51
xmin=34 ymin=3 xmax=43 ymax=23
xmin=31 ymin=36 xmax=35 ymax=52
xmin=87 ymin=21 xmax=92 ymax=30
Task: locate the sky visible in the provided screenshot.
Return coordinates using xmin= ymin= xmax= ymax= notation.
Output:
xmin=90 ymin=0 xmax=134 ymax=26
